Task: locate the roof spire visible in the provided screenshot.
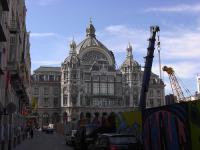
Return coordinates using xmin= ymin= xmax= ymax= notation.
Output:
xmin=89 ymin=17 xmax=92 ymax=24
xmin=69 ymin=38 xmax=76 ymax=55
xmin=86 ymin=18 xmax=96 ymax=37
xmin=126 ymin=42 xmax=133 ymax=58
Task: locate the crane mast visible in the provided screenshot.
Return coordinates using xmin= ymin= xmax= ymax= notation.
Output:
xmin=162 ymin=66 xmax=186 ymax=103
xmin=139 ymin=26 xmax=160 ymax=110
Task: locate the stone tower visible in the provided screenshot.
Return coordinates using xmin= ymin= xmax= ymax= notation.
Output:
xmin=61 ymin=39 xmax=81 ymax=121
xmin=120 ymin=43 xmax=142 ymax=107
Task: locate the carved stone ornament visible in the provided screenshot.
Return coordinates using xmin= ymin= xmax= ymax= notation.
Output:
xmin=82 ymin=51 xmax=107 ymax=64
xmin=70 ymin=84 xmax=78 ymax=105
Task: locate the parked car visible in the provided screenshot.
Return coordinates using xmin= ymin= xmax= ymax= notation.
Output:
xmin=88 ymin=133 xmax=142 ymax=150
xmin=42 ymin=125 xmax=48 ymax=132
xmin=45 ymin=124 xmax=54 ymax=134
xmin=65 ymin=130 xmax=77 ymax=145
xmin=74 ymin=124 xmax=98 ymax=150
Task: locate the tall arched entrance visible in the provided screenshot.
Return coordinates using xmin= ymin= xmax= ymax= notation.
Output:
xmin=52 ymin=112 xmax=60 ymax=124
xmin=63 ymin=112 xmax=68 ymax=124
xmin=42 ymin=113 xmax=49 ymax=126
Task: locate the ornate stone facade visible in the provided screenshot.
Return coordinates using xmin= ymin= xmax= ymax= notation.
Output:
xmin=31 ymin=67 xmax=61 ymax=126
xmin=61 ymin=22 xmax=165 ymax=122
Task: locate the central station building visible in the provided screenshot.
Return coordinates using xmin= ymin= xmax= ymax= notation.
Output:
xmin=60 ymin=22 xmax=165 ymax=122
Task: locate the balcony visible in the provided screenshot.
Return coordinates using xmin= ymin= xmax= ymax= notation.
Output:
xmin=10 ymin=71 xmax=29 ymax=103
xmin=0 ymin=68 xmax=3 ymax=75
xmin=0 ymin=24 xmax=6 ymax=41
xmin=7 ymin=61 xmax=20 ymax=78
xmin=9 ymin=19 xmax=18 ymax=33
xmin=0 ymin=14 xmax=7 ymax=41
xmin=1 ymin=0 xmax=9 ymax=11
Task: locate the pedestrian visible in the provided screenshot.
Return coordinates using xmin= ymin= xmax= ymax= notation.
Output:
xmin=27 ymin=127 xmax=30 ymax=139
xmin=30 ymin=127 xmax=34 ymax=139
xmin=80 ymin=127 xmax=87 ymax=150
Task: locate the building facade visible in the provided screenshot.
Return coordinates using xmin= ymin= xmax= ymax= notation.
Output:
xmin=61 ymin=22 xmax=165 ymax=122
xmin=0 ymin=0 xmax=31 ymax=149
xmin=31 ymin=67 xmax=61 ymax=126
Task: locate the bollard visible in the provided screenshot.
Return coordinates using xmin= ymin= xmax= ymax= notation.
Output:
xmin=17 ymin=135 xmax=20 ymax=144
xmin=13 ymin=137 xmax=16 ymax=148
xmin=1 ymin=140 xmax=5 ymax=150
xmin=8 ymin=139 xmax=12 ymax=150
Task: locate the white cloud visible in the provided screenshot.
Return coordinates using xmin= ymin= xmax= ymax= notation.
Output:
xmin=102 ymin=24 xmax=200 ymax=61
xmin=105 ymin=25 xmax=146 ymax=39
xmin=161 ymin=28 xmax=200 ymax=59
xmin=100 ymin=25 xmax=148 ymax=54
xmin=146 ymin=3 xmax=200 ymax=13
xmin=30 ymin=32 xmax=57 ymax=37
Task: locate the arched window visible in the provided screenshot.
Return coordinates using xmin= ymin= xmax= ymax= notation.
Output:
xmin=52 ymin=112 xmax=60 ymax=124
xmin=63 ymin=112 xmax=68 ymax=124
xmin=42 ymin=113 xmax=49 ymax=125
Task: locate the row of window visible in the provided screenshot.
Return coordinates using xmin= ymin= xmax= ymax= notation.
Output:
xmin=83 ymin=74 xmax=122 ymax=82
xmin=34 ymin=87 xmax=59 ymax=96
xmin=148 ymin=98 xmax=162 ymax=107
xmin=41 ymin=97 xmax=59 ymax=107
xmin=43 ymin=97 xmax=59 ymax=107
xmin=63 ymin=71 xmax=78 ymax=79
xmin=43 ymin=97 xmax=162 ymax=108
xmin=63 ymin=73 xmax=122 ymax=82
xmin=92 ymin=99 xmax=121 ymax=107
xmin=62 ymin=96 xmax=122 ymax=107
xmin=9 ymin=35 xmax=17 ymax=62
xmin=93 ymin=83 xmax=114 ymax=95
xmin=33 ymin=74 xmax=61 ymax=81
xmin=149 ymin=89 xmax=162 ymax=97
xmin=123 ymin=66 xmax=140 ymax=73
xmin=124 ymin=73 xmax=140 ymax=81
xmin=62 ymin=97 xmax=162 ymax=107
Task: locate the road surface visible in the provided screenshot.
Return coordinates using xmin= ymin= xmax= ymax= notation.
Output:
xmin=14 ymin=131 xmax=73 ymax=150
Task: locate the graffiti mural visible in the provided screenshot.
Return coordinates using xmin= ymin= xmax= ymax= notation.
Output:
xmin=189 ymin=100 xmax=200 ymax=150
xmin=115 ymin=111 xmax=142 ymax=141
xmin=143 ymin=103 xmax=191 ymax=150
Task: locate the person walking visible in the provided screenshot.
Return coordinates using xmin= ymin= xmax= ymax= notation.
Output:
xmin=26 ymin=127 xmax=30 ymax=139
xmin=30 ymin=127 xmax=34 ymax=139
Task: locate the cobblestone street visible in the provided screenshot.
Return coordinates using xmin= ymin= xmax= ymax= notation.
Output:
xmin=14 ymin=131 xmax=73 ymax=150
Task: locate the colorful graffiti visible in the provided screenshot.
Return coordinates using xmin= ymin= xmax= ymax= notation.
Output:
xmin=97 ymin=101 xmax=200 ymax=150
xmin=143 ymin=103 xmax=190 ymax=150
xmin=189 ymin=100 xmax=200 ymax=150
xmin=115 ymin=111 xmax=142 ymax=140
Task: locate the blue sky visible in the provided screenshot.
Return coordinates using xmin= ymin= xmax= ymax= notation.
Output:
xmin=26 ymin=0 xmax=200 ymax=95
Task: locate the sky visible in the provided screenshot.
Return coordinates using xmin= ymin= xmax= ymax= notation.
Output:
xmin=25 ymin=0 xmax=200 ymax=95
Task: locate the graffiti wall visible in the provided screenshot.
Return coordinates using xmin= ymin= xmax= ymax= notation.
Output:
xmin=115 ymin=111 xmax=142 ymax=140
xmin=143 ymin=103 xmax=191 ymax=150
xmin=70 ymin=100 xmax=200 ymax=150
xmin=189 ymin=100 xmax=200 ymax=150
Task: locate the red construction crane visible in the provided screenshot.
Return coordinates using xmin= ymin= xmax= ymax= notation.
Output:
xmin=163 ymin=66 xmax=189 ymax=103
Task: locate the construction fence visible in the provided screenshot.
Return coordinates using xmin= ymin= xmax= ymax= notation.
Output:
xmin=115 ymin=100 xmax=200 ymax=150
